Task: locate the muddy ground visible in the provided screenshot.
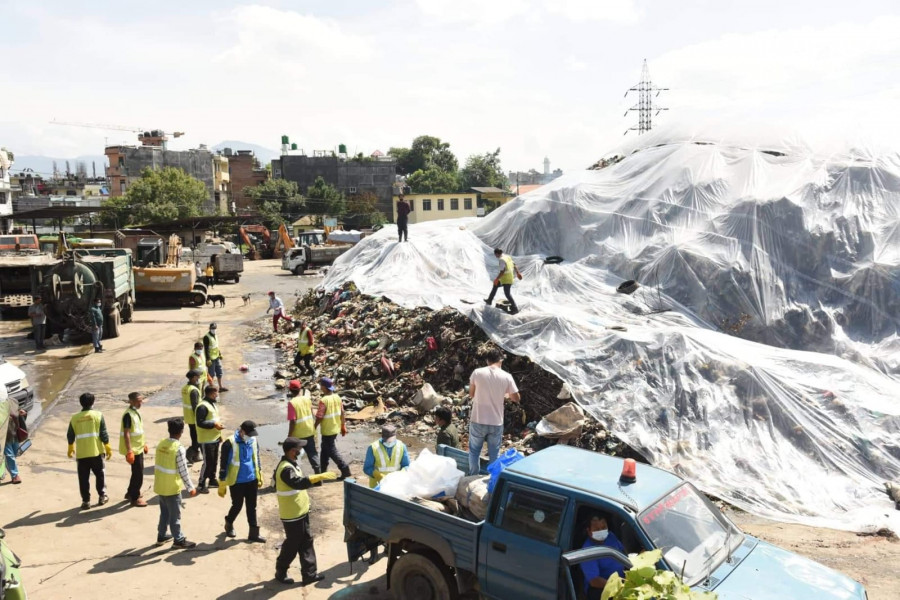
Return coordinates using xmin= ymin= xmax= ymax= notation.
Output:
xmin=0 ymin=259 xmax=897 ymax=599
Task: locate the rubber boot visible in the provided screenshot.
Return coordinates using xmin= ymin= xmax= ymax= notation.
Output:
xmin=339 ymin=466 xmax=352 ymax=481
xmin=248 ymin=526 xmax=266 ymax=543
xmin=224 ymin=517 xmax=236 ymax=538
xmin=275 ymin=568 xmax=294 ymax=584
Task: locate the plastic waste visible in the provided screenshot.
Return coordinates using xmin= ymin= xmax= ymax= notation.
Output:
xmin=378 ymin=448 xmax=463 ymax=500
xmin=487 ymin=448 xmax=524 ymax=493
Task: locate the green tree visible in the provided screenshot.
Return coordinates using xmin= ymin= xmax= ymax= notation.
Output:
xmin=390 ymin=135 xmax=458 ymax=175
xmin=406 ymin=167 xmax=460 ymax=194
xmin=460 ymin=148 xmax=508 ymax=190
xmin=243 ymin=179 xmax=305 ymax=227
xmin=100 ymin=166 xmax=208 ymax=227
xmin=306 ymin=176 xmax=345 ymax=216
xmin=346 ymin=191 xmax=387 ymax=227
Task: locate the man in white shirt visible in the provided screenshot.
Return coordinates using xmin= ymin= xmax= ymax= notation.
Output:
xmin=267 ymin=291 xmax=295 ymax=333
xmin=468 ymin=347 xmax=520 ymax=475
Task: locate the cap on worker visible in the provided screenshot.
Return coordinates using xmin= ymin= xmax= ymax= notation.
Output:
xmin=209 ymin=322 xmax=217 ymax=330
xmin=240 ymin=420 xmax=258 ymax=436
xmin=268 ymin=291 xmax=275 ymax=296
xmin=282 ymin=437 xmax=307 ymax=452
xmin=186 ymin=369 xmax=201 ymax=379
xmin=319 ymin=376 xmax=335 ymax=391
xmin=288 ymin=379 xmax=302 ymax=391
xmin=381 ymin=424 xmax=397 ymax=443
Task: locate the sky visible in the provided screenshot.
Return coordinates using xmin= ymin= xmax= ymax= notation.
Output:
xmin=2 ymin=0 xmax=899 ymax=174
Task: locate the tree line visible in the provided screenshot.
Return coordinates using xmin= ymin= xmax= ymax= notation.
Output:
xmin=389 ymin=135 xmax=508 ymax=194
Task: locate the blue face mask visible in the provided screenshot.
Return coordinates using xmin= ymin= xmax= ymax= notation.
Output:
xmin=383 ymin=440 xmax=396 ymax=449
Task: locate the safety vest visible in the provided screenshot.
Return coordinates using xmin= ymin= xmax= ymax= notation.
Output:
xmin=189 ymin=352 xmax=208 ymax=381
xmin=499 ymin=254 xmax=515 ymax=285
xmin=319 ymin=394 xmax=342 ymax=436
xmin=297 ymin=327 xmax=314 ymax=356
xmin=275 ymin=459 xmax=310 ymax=521
xmin=289 ymin=393 xmax=316 ymax=439
xmin=224 ymin=436 xmax=261 ymax=486
xmin=154 ymin=438 xmax=183 ymax=496
xmin=118 ymin=406 xmax=145 ymax=455
xmin=368 ymin=440 xmax=406 ymax=488
xmin=196 ymin=399 xmax=221 ymax=444
xmin=70 ymin=409 xmax=104 ymax=459
xmin=181 ymin=383 xmax=200 ymax=425
xmin=204 ymin=333 xmax=221 ymax=360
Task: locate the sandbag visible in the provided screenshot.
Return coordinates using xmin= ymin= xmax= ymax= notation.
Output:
xmin=456 ymin=475 xmax=491 ymax=521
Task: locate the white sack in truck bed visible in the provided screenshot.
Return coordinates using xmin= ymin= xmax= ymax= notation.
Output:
xmin=456 ymin=475 xmax=491 ymax=521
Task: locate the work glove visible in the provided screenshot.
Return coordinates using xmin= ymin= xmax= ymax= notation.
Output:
xmin=493 ymin=278 xmax=500 ymax=286
xmin=341 ymin=423 xmax=348 ymax=436
xmin=189 ymin=489 xmax=198 ymax=497
xmin=257 ymin=478 xmax=263 ymax=489
xmin=217 ymin=482 xmax=228 ymax=498
xmin=143 ymin=444 xmax=149 ymax=455
xmin=126 ymin=451 xmax=135 ymax=465
xmin=104 ymin=443 xmax=113 ymax=460
xmin=308 ymin=471 xmax=338 ymax=484
xmin=67 ymin=443 xmax=75 ymax=458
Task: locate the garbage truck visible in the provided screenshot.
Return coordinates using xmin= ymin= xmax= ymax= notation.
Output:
xmin=343 ymin=445 xmax=868 ymax=600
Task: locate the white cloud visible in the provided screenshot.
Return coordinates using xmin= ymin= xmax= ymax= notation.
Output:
xmin=413 ymin=0 xmax=642 ymax=25
xmin=546 ymin=0 xmax=642 ymax=24
xmin=564 ymin=55 xmax=588 ymax=72
xmin=413 ymin=0 xmax=531 ymax=25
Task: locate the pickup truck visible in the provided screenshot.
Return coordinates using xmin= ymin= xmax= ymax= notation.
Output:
xmin=343 ymin=445 xmax=867 ymax=600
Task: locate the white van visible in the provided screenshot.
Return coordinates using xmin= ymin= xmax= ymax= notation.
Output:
xmin=0 ymin=358 xmax=33 ymax=415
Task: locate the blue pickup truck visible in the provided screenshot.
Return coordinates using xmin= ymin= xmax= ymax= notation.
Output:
xmin=344 ymin=445 xmax=868 ymax=600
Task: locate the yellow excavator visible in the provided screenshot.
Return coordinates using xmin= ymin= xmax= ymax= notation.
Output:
xmin=132 ymin=234 xmax=206 ymax=306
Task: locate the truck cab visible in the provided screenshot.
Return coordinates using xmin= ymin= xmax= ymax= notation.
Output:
xmin=344 ymin=445 xmax=867 ymax=600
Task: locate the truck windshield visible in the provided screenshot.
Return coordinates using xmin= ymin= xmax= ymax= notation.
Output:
xmin=639 ymin=484 xmax=743 ymax=586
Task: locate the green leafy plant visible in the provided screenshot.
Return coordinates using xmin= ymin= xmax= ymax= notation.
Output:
xmin=602 ymin=550 xmax=717 ymax=600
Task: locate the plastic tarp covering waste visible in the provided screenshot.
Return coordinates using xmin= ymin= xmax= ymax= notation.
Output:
xmin=324 ymin=129 xmax=900 ymax=531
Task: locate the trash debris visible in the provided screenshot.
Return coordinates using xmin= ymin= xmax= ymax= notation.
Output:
xmin=456 ymin=475 xmax=491 ymax=520
xmin=535 ymin=402 xmax=585 ymax=443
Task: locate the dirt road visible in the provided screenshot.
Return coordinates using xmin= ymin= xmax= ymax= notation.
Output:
xmin=1 ymin=259 xmax=897 ymax=599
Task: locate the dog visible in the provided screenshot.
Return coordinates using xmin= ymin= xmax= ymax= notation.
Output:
xmin=241 ymin=294 xmax=252 ymax=306
xmin=207 ymin=294 xmax=226 ymax=308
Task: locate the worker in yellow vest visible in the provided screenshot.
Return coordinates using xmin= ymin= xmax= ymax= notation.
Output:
xmin=286 ymin=380 xmax=319 ymax=474
xmin=484 ymin=247 xmax=522 ymax=314
xmin=188 ymin=341 xmax=210 ymax=396
xmin=181 ymin=370 xmax=203 ymax=463
xmin=217 ymin=420 xmax=266 ymax=543
xmin=66 ymin=392 xmax=112 ymax=510
xmin=274 ymin=437 xmax=336 ymax=585
xmin=203 ymin=322 xmax=228 ymax=392
xmin=292 ymin=320 xmax=316 ymax=376
xmin=196 ymin=385 xmax=226 ymax=493
xmin=120 ymin=391 xmax=149 ymax=507
xmin=154 ymin=417 xmax=198 ymax=548
xmin=313 ymin=377 xmax=351 ymax=480
xmin=363 ymin=424 xmax=410 ymax=488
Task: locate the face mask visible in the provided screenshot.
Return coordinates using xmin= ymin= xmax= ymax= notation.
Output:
xmin=195 ymin=350 xmax=202 ymax=356
xmin=383 ymin=440 xmax=396 ymax=449
xmin=591 ymin=529 xmax=609 ymax=543
xmin=240 ymin=433 xmax=250 ymax=443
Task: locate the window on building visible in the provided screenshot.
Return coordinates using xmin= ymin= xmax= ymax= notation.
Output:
xmin=437 ymin=198 xmax=445 ymax=211
xmin=464 ymin=197 xmax=473 ymax=210
xmin=0 ymin=192 xmax=7 ymax=204
xmin=499 ymin=487 xmax=567 ymax=545
xmin=450 ymin=198 xmax=459 ymax=210
xmin=423 ymin=199 xmax=432 ymax=211
xmin=66 ymin=190 xmax=77 ymax=196
xmin=120 ymin=181 xmax=126 ymax=194
xmin=118 ymin=157 xmax=125 ymax=167
xmin=348 ymin=187 xmax=357 ymax=194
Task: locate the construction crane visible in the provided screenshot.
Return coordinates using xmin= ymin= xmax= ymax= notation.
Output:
xmin=50 ymin=120 xmax=185 ymax=149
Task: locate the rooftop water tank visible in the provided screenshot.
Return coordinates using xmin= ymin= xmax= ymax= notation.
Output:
xmin=338 ymin=144 xmax=347 ymax=154
xmin=281 ymin=135 xmax=289 ymax=145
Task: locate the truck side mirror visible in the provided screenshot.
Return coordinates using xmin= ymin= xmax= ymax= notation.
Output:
xmin=560 ymin=547 xmax=633 ymax=600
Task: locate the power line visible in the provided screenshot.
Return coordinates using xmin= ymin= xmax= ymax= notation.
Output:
xmin=624 ymin=59 xmax=668 ymax=135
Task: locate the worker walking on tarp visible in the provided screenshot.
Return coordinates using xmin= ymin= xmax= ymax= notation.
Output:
xmin=314 ymin=377 xmax=351 ymax=480
xmin=363 ymin=424 xmax=409 ymax=489
xmin=286 ymin=380 xmax=320 ymax=474
xmin=268 ymin=291 xmax=294 ymax=333
xmin=120 ymin=392 xmax=148 ymax=507
xmin=66 ymin=392 xmax=112 ymax=510
xmin=293 ymin=320 xmax=316 ymax=376
xmin=396 ymin=195 xmax=410 ymax=242
xmin=274 ymin=438 xmax=336 ymax=585
xmin=218 ymin=420 xmax=266 ymax=543
xmin=181 ymin=370 xmax=203 ymax=463
xmin=484 ymin=248 xmax=522 ymax=314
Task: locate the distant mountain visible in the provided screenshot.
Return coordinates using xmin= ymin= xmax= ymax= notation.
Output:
xmin=211 ymin=141 xmax=279 ymax=165
xmin=11 ymin=154 xmax=108 ymax=178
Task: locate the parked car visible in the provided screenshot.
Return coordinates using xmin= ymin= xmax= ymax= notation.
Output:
xmin=344 ymin=445 xmax=868 ymax=600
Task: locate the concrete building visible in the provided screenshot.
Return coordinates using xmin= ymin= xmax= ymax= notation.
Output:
xmin=105 ymin=144 xmax=216 ymax=212
xmin=213 ymin=153 xmax=230 ymax=214
xmin=0 ymin=148 xmax=13 ymax=230
xmin=226 ymin=149 xmax=268 ymax=212
xmin=391 ymin=192 xmax=478 ymax=224
xmin=273 ymin=154 xmax=396 ymax=217
xmin=9 ymin=169 xmax=43 ymax=200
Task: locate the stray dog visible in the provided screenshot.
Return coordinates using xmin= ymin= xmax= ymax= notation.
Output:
xmin=207 ymin=294 xmax=226 ymax=308
xmin=241 ymin=294 xmax=252 ymax=306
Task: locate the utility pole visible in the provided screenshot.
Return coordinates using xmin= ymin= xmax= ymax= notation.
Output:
xmin=624 ymin=59 xmax=668 ymax=135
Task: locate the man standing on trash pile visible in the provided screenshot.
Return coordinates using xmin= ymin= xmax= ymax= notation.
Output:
xmin=396 ymin=195 xmax=410 ymax=243
xmin=579 ymin=514 xmax=626 ymax=599
xmin=267 ymin=291 xmax=295 ymax=333
xmin=287 ymin=380 xmax=320 ymax=474
xmin=468 ymin=348 xmax=520 ymax=476
xmin=434 ymin=407 xmax=459 ymax=451
xmin=120 ymin=392 xmax=148 ymax=507
xmin=274 ymin=437 xmax=337 ymax=585
xmin=314 ymin=377 xmax=352 ymax=480
xmin=293 ymin=320 xmax=316 ymax=376
xmin=204 ymin=322 xmax=229 ymax=392
xmin=484 ymin=248 xmax=522 ymax=314
xmin=363 ymin=424 xmax=410 ymax=488
xmin=181 ymin=370 xmax=203 ymax=463
xmin=196 ymin=385 xmax=226 ymax=493
xmin=218 ymin=420 xmax=266 ymax=543
xmin=154 ymin=417 xmax=198 ymax=548
xmin=67 ymin=392 xmax=112 ymax=509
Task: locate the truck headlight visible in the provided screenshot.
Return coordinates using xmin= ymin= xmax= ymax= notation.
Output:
xmin=19 ymin=376 xmax=29 ymax=389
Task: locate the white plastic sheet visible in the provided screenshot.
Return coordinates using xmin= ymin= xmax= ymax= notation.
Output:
xmin=325 ymin=133 xmax=900 ymax=531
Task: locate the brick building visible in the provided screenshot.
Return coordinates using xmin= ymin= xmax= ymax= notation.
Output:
xmin=226 ymin=149 xmax=268 ymax=212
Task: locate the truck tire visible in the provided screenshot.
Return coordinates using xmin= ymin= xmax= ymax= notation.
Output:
xmin=293 ymin=265 xmax=304 ymax=276
xmin=105 ymin=308 xmax=121 ymax=339
xmin=192 ymin=291 xmax=206 ymax=306
xmin=233 ymin=275 xmax=240 ymax=283
xmin=390 ymin=552 xmax=457 ymax=600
